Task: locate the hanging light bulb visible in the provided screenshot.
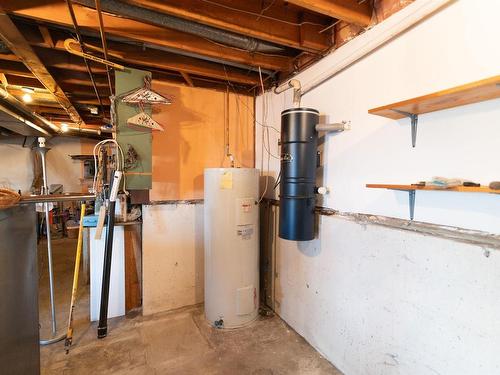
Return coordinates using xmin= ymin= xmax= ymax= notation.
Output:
xmin=22 ymin=93 xmax=33 ymax=103
xmin=21 ymin=87 xmax=34 ymax=103
xmin=60 ymin=123 xmax=69 ymax=132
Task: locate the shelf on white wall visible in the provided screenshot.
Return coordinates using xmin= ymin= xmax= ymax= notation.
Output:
xmin=368 ymin=75 xmax=500 ymax=147
xmin=366 ymin=184 xmax=500 ymax=221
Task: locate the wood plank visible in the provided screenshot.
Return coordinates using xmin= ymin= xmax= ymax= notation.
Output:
xmin=124 ymin=224 xmax=142 ymax=311
xmin=369 ymin=75 xmax=500 ymax=120
xmin=37 ymin=25 xmax=53 ymax=47
xmin=0 ymin=12 xmax=84 ymax=124
xmin=180 ymin=71 xmax=194 ymax=87
xmin=42 ymin=38 xmax=260 ymax=86
xmin=288 ymin=0 xmax=372 ymax=26
xmin=122 ymin=0 xmax=331 ymax=52
xmin=366 ymin=184 xmax=500 ymax=194
xmin=2 ymin=1 xmax=291 ymax=71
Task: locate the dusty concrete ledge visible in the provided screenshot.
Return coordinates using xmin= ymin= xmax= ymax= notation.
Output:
xmin=262 ymin=198 xmax=500 ymax=250
xmin=146 ymin=199 xmax=203 ymax=205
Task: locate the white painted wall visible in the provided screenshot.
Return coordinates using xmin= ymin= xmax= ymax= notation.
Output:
xmin=256 ymin=1 xmax=500 ymax=374
xmin=142 ymin=203 xmax=204 ymax=315
xmin=274 ymin=215 xmax=500 ymax=375
xmin=256 ymin=0 xmax=500 ymax=234
xmin=0 ymin=137 xmax=95 ymax=193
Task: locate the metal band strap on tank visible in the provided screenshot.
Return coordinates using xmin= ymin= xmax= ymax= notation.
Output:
xmin=281 ymin=109 xmax=319 ymax=116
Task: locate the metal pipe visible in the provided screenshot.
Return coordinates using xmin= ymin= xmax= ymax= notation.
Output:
xmin=73 ymin=0 xmax=285 ymax=54
xmin=95 ymin=0 xmax=114 ymax=96
xmin=20 ymin=193 xmax=96 ymax=203
xmin=315 ymin=122 xmax=351 ymax=132
xmin=66 ymin=0 xmax=106 ymax=116
xmin=37 ymin=138 xmax=57 ymax=335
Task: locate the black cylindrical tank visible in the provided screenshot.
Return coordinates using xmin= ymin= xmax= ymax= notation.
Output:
xmin=279 ymin=108 xmax=319 ymax=241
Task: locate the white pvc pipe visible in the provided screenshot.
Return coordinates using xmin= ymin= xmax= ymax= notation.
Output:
xmin=301 ymin=0 xmax=452 ymax=95
xmin=316 ymin=122 xmax=351 ymax=132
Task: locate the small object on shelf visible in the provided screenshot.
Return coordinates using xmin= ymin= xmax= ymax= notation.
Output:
xmin=463 ymin=181 xmax=480 ymax=187
xmin=489 ymin=181 xmax=500 ymax=190
xmin=427 ymin=176 xmax=463 ymax=188
xmin=368 ymin=75 xmax=500 ymax=147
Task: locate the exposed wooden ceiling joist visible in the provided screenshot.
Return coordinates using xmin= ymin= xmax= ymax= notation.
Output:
xmin=1 ymin=1 xmax=292 ymax=71
xmin=180 ymin=71 xmax=194 ymax=87
xmin=287 ymin=0 xmax=373 ymax=27
xmin=0 ymin=11 xmax=85 ymax=125
xmin=39 ymin=35 xmax=261 ymax=86
xmin=121 ymin=0 xmax=332 ymax=53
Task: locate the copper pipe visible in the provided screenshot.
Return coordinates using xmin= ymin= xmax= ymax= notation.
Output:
xmin=65 ymin=0 xmax=105 ymax=116
xmin=95 ymin=0 xmax=113 ymax=96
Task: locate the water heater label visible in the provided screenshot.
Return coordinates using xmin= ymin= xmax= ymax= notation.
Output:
xmin=237 ymin=224 xmax=254 ymax=240
xmin=219 ymin=171 xmax=233 ymax=189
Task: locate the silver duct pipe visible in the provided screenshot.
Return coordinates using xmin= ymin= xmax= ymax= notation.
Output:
xmin=74 ymin=0 xmax=286 ymax=54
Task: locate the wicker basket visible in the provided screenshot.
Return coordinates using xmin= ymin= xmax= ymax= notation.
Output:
xmin=0 ymin=188 xmax=21 ymax=210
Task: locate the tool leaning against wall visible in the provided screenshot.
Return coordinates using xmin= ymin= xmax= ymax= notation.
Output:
xmin=90 ymin=139 xmax=127 ymax=339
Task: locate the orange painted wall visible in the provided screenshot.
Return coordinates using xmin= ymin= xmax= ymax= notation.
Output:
xmin=150 ymin=81 xmax=255 ymax=201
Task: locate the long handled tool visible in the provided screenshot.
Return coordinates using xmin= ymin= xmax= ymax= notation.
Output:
xmin=36 ymin=137 xmax=67 ymax=346
xmin=97 ymin=170 xmax=122 ymax=338
xmin=64 ymin=203 xmax=86 ymax=354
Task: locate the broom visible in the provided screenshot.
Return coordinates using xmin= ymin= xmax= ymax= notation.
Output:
xmin=64 ymin=203 xmax=86 ymax=354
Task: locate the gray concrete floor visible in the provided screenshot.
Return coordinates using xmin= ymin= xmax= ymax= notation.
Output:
xmin=39 ymin=238 xmax=342 ymax=375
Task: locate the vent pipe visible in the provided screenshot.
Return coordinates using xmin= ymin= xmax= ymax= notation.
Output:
xmin=74 ymin=0 xmax=286 ymax=54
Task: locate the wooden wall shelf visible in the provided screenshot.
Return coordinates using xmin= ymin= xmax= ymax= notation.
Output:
xmin=366 ymin=183 xmax=500 ymax=220
xmin=368 ymin=75 xmax=500 ymax=147
xmin=366 ymin=184 xmax=500 ymax=194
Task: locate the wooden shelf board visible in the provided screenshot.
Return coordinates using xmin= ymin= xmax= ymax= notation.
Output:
xmin=368 ymin=75 xmax=500 ymax=119
xmin=366 ymin=184 xmax=500 ymax=194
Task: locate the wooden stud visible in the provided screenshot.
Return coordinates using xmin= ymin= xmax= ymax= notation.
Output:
xmin=287 ymin=0 xmax=373 ymax=26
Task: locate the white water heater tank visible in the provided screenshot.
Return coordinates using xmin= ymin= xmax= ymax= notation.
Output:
xmin=204 ymin=168 xmax=259 ymax=328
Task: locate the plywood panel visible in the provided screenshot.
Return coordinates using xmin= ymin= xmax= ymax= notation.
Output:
xmin=150 ymin=81 xmax=254 ymax=201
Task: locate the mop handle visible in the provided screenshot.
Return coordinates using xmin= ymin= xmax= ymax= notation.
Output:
xmin=64 ymin=203 xmax=86 ymax=353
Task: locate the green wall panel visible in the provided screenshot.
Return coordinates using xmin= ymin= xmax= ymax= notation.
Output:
xmin=115 ymin=68 xmax=152 ymax=189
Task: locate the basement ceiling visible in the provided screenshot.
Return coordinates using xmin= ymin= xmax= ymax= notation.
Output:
xmin=0 ymin=0 xmax=374 ymax=136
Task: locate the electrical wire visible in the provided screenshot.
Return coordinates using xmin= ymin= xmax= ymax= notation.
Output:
xmin=257 ymin=67 xmax=271 ymax=204
xmin=92 ymin=139 xmax=128 ymax=196
xmin=65 ymin=0 xmax=106 ymax=117
xmin=201 ymin=0 xmax=326 ymax=28
xmin=221 ymin=65 xmax=281 ymax=136
xmin=95 ymin=0 xmax=114 ymax=96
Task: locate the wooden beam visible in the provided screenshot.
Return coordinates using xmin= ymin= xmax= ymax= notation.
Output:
xmin=0 ymin=59 xmax=34 ymax=78
xmin=25 ymin=29 xmax=261 ymax=86
xmin=2 ymin=1 xmax=291 ymax=71
xmin=122 ymin=0 xmax=331 ymax=52
xmin=287 ymin=0 xmax=373 ymax=26
xmin=0 ymin=12 xmax=85 ymax=124
xmin=180 ymin=71 xmax=194 ymax=87
xmin=38 ymin=25 xmax=53 ymax=47
xmin=4 ymin=74 xmax=45 ymax=89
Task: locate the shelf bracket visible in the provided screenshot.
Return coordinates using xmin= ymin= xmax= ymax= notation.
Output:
xmin=408 ymin=189 xmax=416 ymax=220
xmin=393 ymin=110 xmax=418 ymax=147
